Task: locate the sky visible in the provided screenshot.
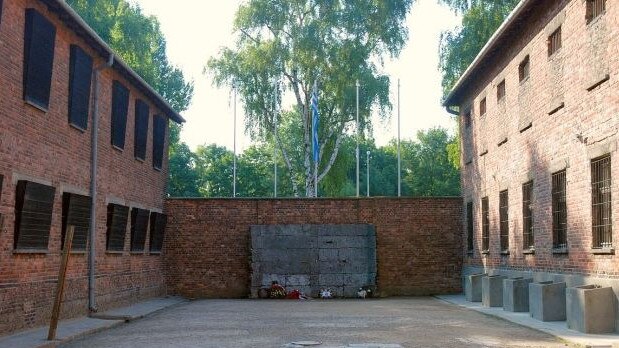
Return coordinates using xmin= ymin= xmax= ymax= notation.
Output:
xmin=135 ymin=0 xmax=461 ymax=151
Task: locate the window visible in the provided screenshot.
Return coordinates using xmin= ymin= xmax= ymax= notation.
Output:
xmin=586 ymin=0 xmax=606 ymax=23
xmin=106 ymin=203 xmax=129 ymax=251
xmin=466 ymin=202 xmax=474 ymax=252
xmin=499 ymin=190 xmax=509 ymax=252
xmin=152 ymin=115 xmax=166 ymax=170
xmin=23 ymin=9 xmax=56 ymax=110
xmin=111 ymin=81 xmax=129 ymax=149
xmin=591 ymin=155 xmax=612 ymax=248
xmin=149 ymin=212 xmax=167 ymax=253
xmin=548 ymin=26 xmax=562 ymax=56
xmin=519 ymin=55 xmax=530 ymax=82
xmin=464 ymin=110 xmax=471 ymax=129
xmin=497 ymin=80 xmax=506 ymax=102
xmin=0 ymin=1 xmax=4 ymax=26
xmin=522 ymin=181 xmax=534 ymax=250
xmin=134 ymin=99 xmax=149 ymax=160
xmin=130 ymin=208 xmax=149 ymax=252
xmin=68 ymin=45 xmax=93 ymax=130
xmin=14 ymin=181 xmax=55 ymax=250
xmin=62 ymin=193 xmax=91 ymax=251
xmin=481 ymin=197 xmax=489 ymax=252
xmin=480 ymin=98 xmax=486 ymax=116
xmin=552 ymin=170 xmax=567 ymax=249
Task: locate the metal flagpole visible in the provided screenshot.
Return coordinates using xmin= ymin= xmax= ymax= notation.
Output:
xmin=356 ymin=80 xmax=360 ymax=197
xmin=366 ymin=150 xmax=370 ymax=197
xmin=233 ymin=86 xmax=237 ymax=198
xmin=274 ymin=83 xmax=278 ymax=198
xmin=397 ymin=78 xmax=401 ymax=197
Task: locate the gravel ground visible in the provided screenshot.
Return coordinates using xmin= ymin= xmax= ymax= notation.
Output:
xmin=62 ymin=297 xmax=567 ymax=348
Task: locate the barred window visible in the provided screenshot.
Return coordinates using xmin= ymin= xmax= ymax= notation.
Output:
xmin=482 ymin=197 xmax=489 ymax=252
xmin=499 ymin=190 xmax=509 ymax=252
xmin=548 ymin=27 xmax=562 ymax=56
xmin=106 ymin=203 xmax=129 ymax=251
xmin=62 ymin=193 xmax=91 ymax=251
xmin=149 ymin=212 xmax=167 ymax=253
xmin=586 ymin=0 xmax=606 ymax=23
xmin=14 ymin=181 xmax=55 ymax=250
xmin=522 ymin=181 xmax=534 ymax=250
xmin=466 ymin=202 xmax=474 ymax=251
xmin=552 ymin=170 xmax=568 ymax=249
xmin=497 ymin=80 xmax=506 ymax=102
xmin=591 ymin=155 xmax=612 ymax=248
xmin=130 ymin=208 xmax=149 ymax=252
xmin=519 ymin=55 xmax=530 ymax=82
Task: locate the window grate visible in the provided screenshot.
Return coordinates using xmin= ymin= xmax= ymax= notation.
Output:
xmin=586 ymin=0 xmax=606 ymax=23
xmin=482 ymin=197 xmax=489 ymax=251
xmin=519 ymin=55 xmax=530 ymax=82
xmin=522 ymin=181 xmax=534 ymax=249
xmin=548 ymin=26 xmax=562 ymax=56
xmin=591 ymin=155 xmax=612 ymax=248
xmin=499 ymin=190 xmax=509 ymax=252
xmin=552 ymin=170 xmax=568 ymax=249
xmin=467 ymin=202 xmax=474 ymax=251
xmin=497 ymin=80 xmax=506 ymax=102
xmin=480 ymin=98 xmax=486 ymax=116
xmin=464 ymin=110 xmax=471 ymax=129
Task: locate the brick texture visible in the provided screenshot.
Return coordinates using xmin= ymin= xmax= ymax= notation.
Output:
xmin=164 ymin=198 xmax=463 ymax=298
xmin=0 ymin=0 xmax=171 ymax=335
xmin=455 ymin=0 xmax=619 ymax=277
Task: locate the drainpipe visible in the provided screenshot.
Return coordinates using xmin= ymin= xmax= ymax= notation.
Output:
xmin=89 ymin=53 xmax=114 ymax=313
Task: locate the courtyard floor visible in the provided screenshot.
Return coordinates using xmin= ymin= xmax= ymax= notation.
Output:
xmin=61 ymin=297 xmax=567 ymax=348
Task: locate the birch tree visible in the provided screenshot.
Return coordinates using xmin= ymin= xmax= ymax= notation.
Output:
xmin=207 ymin=0 xmax=413 ymax=196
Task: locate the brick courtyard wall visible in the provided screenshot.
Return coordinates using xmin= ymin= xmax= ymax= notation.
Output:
xmin=164 ymin=198 xmax=463 ymax=298
xmin=454 ymin=0 xmax=619 ymax=277
xmin=0 ymin=0 xmax=171 ymax=335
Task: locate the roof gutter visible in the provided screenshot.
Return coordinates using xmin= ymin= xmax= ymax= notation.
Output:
xmin=443 ymin=0 xmax=533 ymax=107
xmin=50 ymin=0 xmax=185 ymax=124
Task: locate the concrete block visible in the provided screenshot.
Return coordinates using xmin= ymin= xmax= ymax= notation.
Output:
xmin=529 ymin=281 xmax=566 ymax=321
xmin=503 ymin=277 xmax=533 ymax=312
xmin=465 ymin=273 xmax=486 ymax=302
xmin=567 ymin=285 xmax=616 ymax=334
xmin=482 ymin=275 xmax=506 ymax=307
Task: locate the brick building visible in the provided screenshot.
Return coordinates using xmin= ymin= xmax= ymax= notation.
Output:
xmin=0 ymin=0 xmax=179 ymax=334
xmin=444 ymin=0 xmax=619 ymax=330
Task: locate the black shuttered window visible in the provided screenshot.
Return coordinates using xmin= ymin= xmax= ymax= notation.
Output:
xmin=130 ymin=208 xmax=149 ymax=252
xmin=111 ymin=81 xmax=129 ymax=149
xmin=14 ymin=181 xmax=55 ymax=250
xmin=23 ymin=9 xmax=56 ymax=110
xmin=152 ymin=115 xmax=166 ymax=170
xmin=62 ymin=193 xmax=91 ymax=251
xmin=68 ymin=45 xmax=93 ymax=130
xmin=134 ymin=100 xmax=149 ymax=160
xmin=106 ymin=203 xmax=129 ymax=251
xmin=149 ymin=212 xmax=167 ymax=253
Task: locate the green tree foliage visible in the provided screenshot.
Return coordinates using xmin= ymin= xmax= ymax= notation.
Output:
xmin=403 ymin=128 xmax=460 ymax=196
xmin=66 ymin=0 xmax=196 ymax=196
xmin=438 ymin=0 xmax=520 ymax=98
xmin=207 ymin=0 xmax=413 ymax=197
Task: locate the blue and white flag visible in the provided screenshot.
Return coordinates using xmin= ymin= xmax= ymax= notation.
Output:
xmin=311 ymin=81 xmax=319 ymax=164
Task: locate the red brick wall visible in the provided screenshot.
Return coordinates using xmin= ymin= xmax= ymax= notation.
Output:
xmin=0 ymin=0 xmax=171 ymax=335
xmin=163 ymin=198 xmax=463 ymax=298
xmin=457 ymin=0 xmax=619 ymax=277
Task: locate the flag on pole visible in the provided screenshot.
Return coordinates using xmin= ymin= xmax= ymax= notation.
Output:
xmin=311 ymin=81 xmax=319 ymax=164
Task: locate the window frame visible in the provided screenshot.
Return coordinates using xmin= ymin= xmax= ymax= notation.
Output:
xmin=591 ymin=154 xmax=612 ymax=249
xmin=14 ymin=180 xmax=56 ymax=251
xmin=106 ymin=203 xmax=129 ymax=252
xmin=499 ymin=190 xmax=509 ymax=253
xmin=130 ymin=208 xmax=150 ymax=252
xmin=552 ymin=170 xmax=568 ymax=250
xmin=23 ymin=8 xmax=56 ymax=111
xmin=548 ymin=26 xmax=562 ymax=57
xmin=481 ymin=197 xmax=489 ymax=252
xmin=522 ymin=181 xmax=534 ymax=251
xmin=149 ymin=212 xmax=167 ymax=253
xmin=497 ymin=80 xmax=506 ymax=102
xmin=586 ymin=0 xmax=606 ymax=24
xmin=61 ymin=192 xmax=91 ymax=251
xmin=519 ymin=55 xmax=530 ymax=83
